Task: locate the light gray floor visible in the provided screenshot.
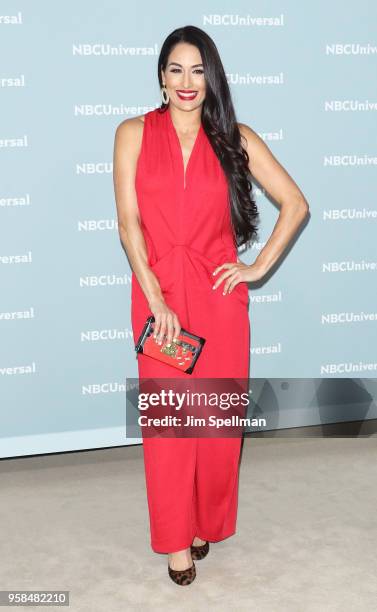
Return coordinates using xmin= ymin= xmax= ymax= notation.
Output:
xmin=1 ymin=438 xmax=376 ymax=611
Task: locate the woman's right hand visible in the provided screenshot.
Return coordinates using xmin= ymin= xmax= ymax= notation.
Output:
xmin=148 ymin=296 xmax=181 ymax=346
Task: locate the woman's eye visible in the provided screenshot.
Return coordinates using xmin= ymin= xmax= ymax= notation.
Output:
xmin=170 ymin=68 xmax=204 ymax=74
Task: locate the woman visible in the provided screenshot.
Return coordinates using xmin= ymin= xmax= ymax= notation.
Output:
xmin=113 ymin=26 xmax=309 ymax=586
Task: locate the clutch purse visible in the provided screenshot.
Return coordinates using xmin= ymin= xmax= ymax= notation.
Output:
xmin=134 ymin=315 xmax=206 ymax=374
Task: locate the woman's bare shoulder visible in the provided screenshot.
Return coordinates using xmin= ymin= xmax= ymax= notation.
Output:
xmin=237 ymin=122 xmax=262 ymax=149
xmin=115 ymin=114 xmax=145 ymax=135
xmin=114 ymin=114 xmax=146 ymax=156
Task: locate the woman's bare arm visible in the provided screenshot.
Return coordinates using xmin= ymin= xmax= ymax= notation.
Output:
xmin=239 ymin=122 xmax=310 ymax=275
xmin=113 ymin=117 xmax=181 ymax=344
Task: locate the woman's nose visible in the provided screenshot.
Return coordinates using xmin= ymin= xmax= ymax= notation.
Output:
xmin=182 ymin=72 xmax=192 ymax=88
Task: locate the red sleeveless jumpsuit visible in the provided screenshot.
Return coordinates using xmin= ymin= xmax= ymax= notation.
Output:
xmin=132 ymin=106 xmax=250 ymax=553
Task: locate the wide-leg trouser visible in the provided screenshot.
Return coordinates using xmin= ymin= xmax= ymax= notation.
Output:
xmin=142 ymin=436 xmax=242 ymax=553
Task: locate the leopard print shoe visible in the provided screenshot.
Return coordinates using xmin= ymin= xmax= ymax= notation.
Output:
xmin=190 ymin=540 xmax=209 ymax=560
xmin=168 ymin=561 xmax=196 ymax=586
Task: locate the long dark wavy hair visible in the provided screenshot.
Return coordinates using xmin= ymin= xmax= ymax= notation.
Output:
xmin=157 ymin=25 xmax=260 ymax=250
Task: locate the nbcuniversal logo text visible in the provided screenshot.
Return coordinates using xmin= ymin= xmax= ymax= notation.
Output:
xmin=321 ymin=312 xmax=377 ymax=324
xmin=324 ymin=100 xmax=377 ymax=112
xmin=74 ymin=104 xmax=154 ymax=116
xmin=82 ymin=381 xmax=128 ymax=395
xmin=76 ymin=162 xmax=112 ymax=174
xmin=72 ymin=43 xmax=158 ymax=56
xmin=82 ymin=379 xmax=139 ymax=395
xmin=323 ymin=154 xmax=377 ymax=166
xmin=202 ymin=14 xmax=284 ymax=26
xmin=322 ymin=261 xmax=377 ymax=272
xmin=0 ymin=12 xmax=22 ymax=24
xmin=0 ymin=135 xmax=28 ymax=148
xmin=0 ymin=74 xmax=25 ymax=88
xmin=80 ymin=328 xmax=134 ymax=341
xmin=79 ymin=274 xmax=131 ymax=287
xmin=0 ymin=194 xmax=31 ymax=208
xmin=0 ymin=251 xmax=32 ymax=264
xmin=323 ymin=208 xmax=377 ymax=220
xmin=77 ymin=219 xmax=118 ymax=231
xmin=321 ymin=361 xmax=377 ymax=375
xmin=326 ymin=43 xmax=377 ymax=55
xmin=226 ymin=72 xmax=284 ymax=85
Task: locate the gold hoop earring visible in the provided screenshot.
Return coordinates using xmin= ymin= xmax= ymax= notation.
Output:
xmin=161 ymin=85 xmax=169 ymax=105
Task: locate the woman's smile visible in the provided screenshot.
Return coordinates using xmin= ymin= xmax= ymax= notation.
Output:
xmin=176 ymin=90 xmax=198 ymax=101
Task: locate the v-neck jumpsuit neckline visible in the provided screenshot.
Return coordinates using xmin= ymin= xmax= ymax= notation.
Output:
xmin=165 ymin=105 xmax=204 ymax=190
xmin=132 ymin=106 xmax=250 ymax=554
